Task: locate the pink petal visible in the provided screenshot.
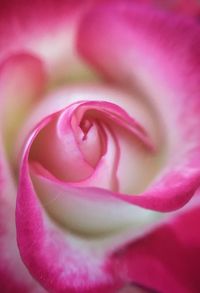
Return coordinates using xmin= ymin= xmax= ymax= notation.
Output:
xmin=110 ymin=194 xmax=200 ymax=293
xmin=17 ymin=146 xmax=122 ymax=292
xmin=0 ymin=56 xmax=45 ymax=283
xmin=0 ymin=140 xmax=45 ymax=292
xmin=0 ymin=0 xmax=100 ymax=82
xmin=0 ymin=53 xmax=46 ymax=154
xmin=74 ymin=119 xmax=104 ymax=167
xmin=77 ymin=2 xmax=200 ymax=211
xmin=30 ymin=110 xmax=94 ymax=182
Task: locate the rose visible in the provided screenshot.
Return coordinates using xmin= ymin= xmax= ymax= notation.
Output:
xmin=1 ymin=1 xmax=200 ymax=292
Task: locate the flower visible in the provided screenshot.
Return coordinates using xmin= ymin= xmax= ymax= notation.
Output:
xmin=1 ymin=1 xmax=200 ymax=292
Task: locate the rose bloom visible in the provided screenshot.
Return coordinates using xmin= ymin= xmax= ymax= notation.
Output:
xmin=1 ymin=0 xmax=200 ymax=292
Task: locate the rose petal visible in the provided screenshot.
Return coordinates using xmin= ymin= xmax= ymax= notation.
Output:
xmin=0 ymin=53 xmax=46 ymax=155
xmin=110 ymin=194 xmax=200 ymax=293
xmin=0 ymin=0 xmax=100 ymax=82
xmin=17 ymin=148 xmax=122 ymax=292
xmin=30 ymin=111 xmax=94 ymax=182
xmin=0 ymin=139 xmax=45 ymax=292
xmin=77 ymin=1 xmax=200 ymax=210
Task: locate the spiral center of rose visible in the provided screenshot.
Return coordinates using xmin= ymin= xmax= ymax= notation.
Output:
xmin=74 ymin=115 xmax=106 ymax=169
xmin=29 ymin=100 xmax=157 ymax=194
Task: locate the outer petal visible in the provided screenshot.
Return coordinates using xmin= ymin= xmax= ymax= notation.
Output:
xmin=0 ymin=0 xmax=98 ymax=82
xmin=0 ymin=53 xmax=47 ymax=156
xmin=78 ymin=2 xmax=200 ymax=211
xmin=0 ymin=54 xmax=46 ymax=291
xmin=0 ymin=139 xmax=46 ymax=292
xmin=110 ymin=194 xmax=200 ymax=293
xmin=17 ymin=143 xmax=122 ymax=293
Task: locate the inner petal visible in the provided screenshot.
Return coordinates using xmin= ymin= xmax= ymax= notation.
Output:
xmin=71 ymin=122 xmax=120 ymax=192
xmin=29 ymin=114 xmax=94 ymax=182
xmin=110 ymin=122 xmax=166 ymax=194
xmin=72 ymin=112 xmax=106 ymax=168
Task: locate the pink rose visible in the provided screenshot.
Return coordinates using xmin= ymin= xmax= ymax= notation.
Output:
xmin=1 ymin=1 xmax=200 ymax=292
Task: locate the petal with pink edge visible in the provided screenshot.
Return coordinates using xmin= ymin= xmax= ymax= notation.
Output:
xmin=78 ymin=1 xmax=200 ymax=210
xmin=0 ymin=0 xmax=100 ymax=82
xmin=0 ymin=138 xmax=46 ymax=292
xmin=110 ymin=194 xmax=200 ymax=293
xmin=17 ymin=145 xmax=122 ymax=292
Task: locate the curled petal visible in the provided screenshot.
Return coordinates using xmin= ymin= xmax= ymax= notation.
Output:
xmin=78 ymin=1 xmax=200 ymax=211
xmin=0 ymin=139 xmax=45 ymax=292
xmin=17 ymin=147 xmax=122 ymax=292
xmin=0 ymin=55 xmax=46 ymax=286
xmin=27 ymin=101 xmax=159 ymax=235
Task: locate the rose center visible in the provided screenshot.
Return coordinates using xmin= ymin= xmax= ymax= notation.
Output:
xmin=79 ymin=118 xmax=93 ymax=140
xmin=29 ymin=100 xmax=157 ymax=195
